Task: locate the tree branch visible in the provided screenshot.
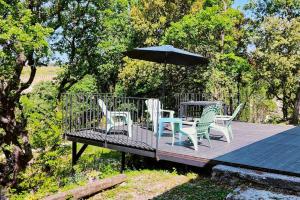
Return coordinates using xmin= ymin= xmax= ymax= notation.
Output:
xmin=17 ymin=65 xmax=36 ymax=94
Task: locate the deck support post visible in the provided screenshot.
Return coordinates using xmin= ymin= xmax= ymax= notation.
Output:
xmin=121 ymin=152 xmax=125 ymax=173
xmin=72 ymin=142 xmax=77 ymax=166
xmin=72 ymin=142 xmax=88 ymax=165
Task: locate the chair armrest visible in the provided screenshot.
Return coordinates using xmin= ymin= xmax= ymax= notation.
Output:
xmin=161 ymin=109 xmax=175 ymax=114
xmin=109 ymin=111 xmax=130 ymax=118
xmin=182 ymin=121 xmax=194 ymax=125
xmin=216 ymin=115 xmax=231 ymax=118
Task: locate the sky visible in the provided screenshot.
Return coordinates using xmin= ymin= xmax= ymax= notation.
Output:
xmin=232 ymin=0 xmax=249 ymax=10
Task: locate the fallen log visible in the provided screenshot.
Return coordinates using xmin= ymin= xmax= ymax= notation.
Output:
xmin=43 ymin=174 xmax=127 ymax=200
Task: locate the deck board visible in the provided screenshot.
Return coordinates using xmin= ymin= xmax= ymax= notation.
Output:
xmin=66 ymin=122 xmax=300 ymax=176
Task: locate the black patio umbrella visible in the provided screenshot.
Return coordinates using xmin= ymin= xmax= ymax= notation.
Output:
xmin=124 ymin=45 xmax=209 ymax=96
xmin=124 ymin=45 xmax=208 ymax=66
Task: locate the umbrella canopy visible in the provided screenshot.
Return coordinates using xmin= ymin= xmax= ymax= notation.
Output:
xmin=124 ymin=45 xmax=208 ymax=65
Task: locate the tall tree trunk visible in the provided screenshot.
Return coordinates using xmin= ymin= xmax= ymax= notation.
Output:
xmin=0 ymin=52 xmax=34 ymax=186
xmin=282 ymin=96 xmax=289 ymax=121
xmin=292 ymin=84 xmax=300 ymax=124
xmin=0 ymin=103 xmax=33 ymax=186
xmin=220 ymin=0 xmax=227 ymax=54
xmin=229 ymin=88 xmax=234 ymax=115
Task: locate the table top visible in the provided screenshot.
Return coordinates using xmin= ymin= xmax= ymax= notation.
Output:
xmin=180 ymin=100 xmax=223 ymax=106
xmin=159 ymin=118 xmax=182 ymax=123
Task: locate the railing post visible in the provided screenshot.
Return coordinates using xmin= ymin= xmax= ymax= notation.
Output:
xmin=155 ymin=99 xmax=160 ymax=160
xmin=69 ymin=94 xmax=72 ymax=133
xmin=104 ymin=95 xmax=108 ymax=148
xmin=62 ymin=93 xmax=66 ymax=139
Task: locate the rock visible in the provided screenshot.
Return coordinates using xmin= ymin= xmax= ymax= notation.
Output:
xmin=226 ymin=187 xmax=300 ymax=200
xmin=212 ymin=165 xmax=300 ymax=192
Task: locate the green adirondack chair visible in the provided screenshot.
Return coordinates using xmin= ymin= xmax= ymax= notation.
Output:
xmin=179 ymin=105 xmax=218 ymax=151
xmin=211 ymin=103 xmax=244 ymax=143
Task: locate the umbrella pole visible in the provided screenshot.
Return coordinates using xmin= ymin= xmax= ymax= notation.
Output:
xmin=162 ymin=62 xmax=166 ymax=105
xmin=162 ymin=52 xmax=167 ymax=104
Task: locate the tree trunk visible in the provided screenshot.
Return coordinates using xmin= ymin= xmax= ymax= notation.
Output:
xmin=43 ymin=174 xmax=127 ymax=200
xmin=282 ymin=97 xmax=289 ymax=121
xmin=0 ymin=105 xmax=33 ymax=186
xmin=220 ymin=0 xmax=227 ymax=54
xmin=229 ymin=88 xmax=234 ymax=115
xmin=292 ymin=85 xmax=300 ymax=124
xmin=0 ymin=52 xmax=34 ymax=186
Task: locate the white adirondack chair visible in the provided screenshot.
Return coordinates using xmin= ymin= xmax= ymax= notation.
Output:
xmin=98 ymin=99 xmax=133 ymax=137
xmin=211 ymin=103 xmax=244 ymax=143
xmin=145 ymin=99 xmax=175 ymax=134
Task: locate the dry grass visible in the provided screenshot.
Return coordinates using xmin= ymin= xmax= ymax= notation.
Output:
xmin=21 ymin=66 xmax=62 ymax=92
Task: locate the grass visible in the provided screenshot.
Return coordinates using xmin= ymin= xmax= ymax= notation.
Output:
xmin=90 ymin=169 xmax=231 ymax=200
xmin=83 ymin=145 xmax=232 ymax=200
xmin=7 ymin=141 xmax=231 ymax=200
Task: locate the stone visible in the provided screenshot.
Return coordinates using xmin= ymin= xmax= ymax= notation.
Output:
xmin=212 ymin=165 xmax=300 ymax=192
xmin=226 ymin=187 xmax=300 ymax=200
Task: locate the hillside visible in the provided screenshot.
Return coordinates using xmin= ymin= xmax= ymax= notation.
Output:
xmin=21 ymin=66 xmax=61 ymax=93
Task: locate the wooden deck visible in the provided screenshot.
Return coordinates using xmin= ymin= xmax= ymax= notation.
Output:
xmin=66 ymin=122 xmax=300 ymax=177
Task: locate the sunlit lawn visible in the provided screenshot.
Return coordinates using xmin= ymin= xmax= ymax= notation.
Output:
xmin=90 ymin=169 xmax=231 ymax=200
xmin=83 ymin=146 xmax=231 ymax=200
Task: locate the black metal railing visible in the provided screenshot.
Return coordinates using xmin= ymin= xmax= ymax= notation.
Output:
xmin=62 ymin=92 xmax=236 ymax=153
xmin=63 ymin=93 xmax=160 ymax=150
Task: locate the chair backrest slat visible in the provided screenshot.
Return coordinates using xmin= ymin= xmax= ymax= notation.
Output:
xmin=145 ymin=98 xmax=162 ymax=120
xmin=196 ymin=105 xmax=218 ymax=133
xmin=98 ymin=99 xmax=108 ymax=114
xmin=231 ymin=103 xmax=244 ymax=120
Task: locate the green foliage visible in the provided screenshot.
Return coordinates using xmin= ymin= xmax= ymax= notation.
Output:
xmin=69 ymin=75 xmax=98 ymax=94
xmin=130 ymin=0 xmax=197 ymax=46
xmin=0 ymin=2 xmax=52 ymax=80
xmin=21 ymin=82 xmax=61 ymax=150
xmin=10 ymin=83 xmax=122 ymax=199
xmin=9 ymin=146 xmax=122 ymax=200
xmin=117 ymin=58 xmax=164 ymax=96
xmin=54 ymin=0 xmax=133 ymax=95
xmin=246 ymin=0 xmax=300 ymax=121
xmin=0 ymin=1 xmax=52 ymax=186
xmin=162 ymin=4 xmax=250 ymax=111
xmin=245 ymin=0 xmax=300 ymax=20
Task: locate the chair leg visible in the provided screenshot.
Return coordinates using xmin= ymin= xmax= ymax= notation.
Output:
xmin=204 ymin=132 xmax=211 ymax=148
xmin=189 ymin=134 xmax=198 ymax=151
xmin=128 ymin=121 xmax=133 ymax=137
xmin=170 ymin=113 xmax=174 ymax=132
xmin=228 ymin=125 xmax=233 ymax=139
xmin=126 ymin=115 xmax=133 ymax=137
xmin=199 ymin=135 xmax=203 ymax=141
xmin=172 ymin=125 xmax=175 ymax=146
xmin=223 ymin=129 xmax=231 ymax=143
xmin=107 ymin=124 xmax=112 ymax=133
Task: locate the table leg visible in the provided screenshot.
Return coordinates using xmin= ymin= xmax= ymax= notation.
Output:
xmin=172 ymin=122 xmax=179 ymax=146
xmin=158 ymin=121 xmax=162 ymax=139
xmin=180 ymin=105 xmax=183 ymax=118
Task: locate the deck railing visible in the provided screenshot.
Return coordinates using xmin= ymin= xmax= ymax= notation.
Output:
xmin=62 ymin=92 xmax=217 ymax=152
xmin=63 ymin=93 xmax=160 ymax=151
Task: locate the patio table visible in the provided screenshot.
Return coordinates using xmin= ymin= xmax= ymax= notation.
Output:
xmin=179 ymin=101 xmax=225 ymax=118
xmin=158 ymin=118 xmax=182 ymax=146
